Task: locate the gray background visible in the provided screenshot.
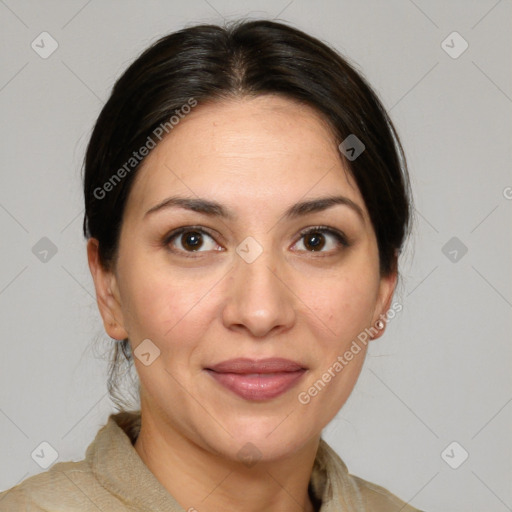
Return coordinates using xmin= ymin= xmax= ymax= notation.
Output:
xmin=1 ymin=1 xmax=511 ymax=510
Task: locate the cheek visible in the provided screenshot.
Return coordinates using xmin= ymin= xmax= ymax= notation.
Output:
xmin=296 ymin=264 xmax=380 ymax=343
xmin=117 ymin=256 xmax=220 ymax=346
xmin=294 ymin=269 xmax=378 ymax=423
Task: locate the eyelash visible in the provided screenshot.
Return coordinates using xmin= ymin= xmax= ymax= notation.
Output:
xmin=162 ymin=225 xmax=350 ymax=258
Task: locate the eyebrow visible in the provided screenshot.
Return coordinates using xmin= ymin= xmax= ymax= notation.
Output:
xmin=144 ymin=195 xmax=365 ymax=222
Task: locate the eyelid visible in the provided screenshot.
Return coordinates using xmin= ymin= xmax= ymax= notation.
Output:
xmin=163 ymin=225 xmax=217 ymax=242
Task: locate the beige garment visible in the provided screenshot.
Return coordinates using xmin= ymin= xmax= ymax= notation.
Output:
xmin=0 ymin=411 xmax=423 ymax=511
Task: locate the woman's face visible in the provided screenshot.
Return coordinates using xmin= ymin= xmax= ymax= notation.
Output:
xmin=91 ymin=95 xmax=396 ymax=461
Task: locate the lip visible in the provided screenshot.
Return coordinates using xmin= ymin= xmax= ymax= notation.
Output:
xmin=205 ymin=358 xmax=307 ymax=401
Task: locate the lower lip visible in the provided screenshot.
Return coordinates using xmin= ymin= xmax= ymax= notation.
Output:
xmin=206 ymin=370 xmax=306 ymax=401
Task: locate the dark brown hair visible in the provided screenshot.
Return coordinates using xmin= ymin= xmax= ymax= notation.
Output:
xmin=82 ymin=19 xmax=412 ymax=410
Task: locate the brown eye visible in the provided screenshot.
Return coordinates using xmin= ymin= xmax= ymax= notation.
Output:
xmin=303 ymin=231 xmax=326 ymax=251
xmin=293 ymin=227 xmax=349 ymax=253
xmin=165 ymin=227 xmax=221 ymax=254
xmin=181 ymin=231 xmax=204 ymax=251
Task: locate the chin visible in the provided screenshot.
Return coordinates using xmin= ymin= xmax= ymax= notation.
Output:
xmin=197 ymin=413 xmax=318 ymax=464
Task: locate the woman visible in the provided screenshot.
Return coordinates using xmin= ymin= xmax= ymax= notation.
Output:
xmin=0 ymin=19 xmax=422 ymax=511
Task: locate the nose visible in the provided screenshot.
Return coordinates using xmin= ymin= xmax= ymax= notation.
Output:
xmin=221 ymin=244 xmax=296 ymax=339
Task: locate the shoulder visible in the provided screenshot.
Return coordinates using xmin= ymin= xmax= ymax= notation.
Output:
xmin=314 ymin=439 xmax=425 ymax=512
xmin=0 ymin=459 xmax=116 ymax=511
xmin=0 ymin=412 xmax=142 ymax=511
xmin=0 ymin=460 xmax=83 ymax=510
xmin=350 ymin=474 xmax=425 ymax=512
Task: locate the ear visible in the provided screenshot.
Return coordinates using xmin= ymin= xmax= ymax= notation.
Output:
xmin=369 ymin=253 xmax=399 ymax=341
xmin=87 ymin=238 xmax=128 ymax=340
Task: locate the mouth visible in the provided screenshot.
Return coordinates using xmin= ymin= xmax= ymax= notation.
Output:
xmin=204 ymin=358 xmax=307 ymax=401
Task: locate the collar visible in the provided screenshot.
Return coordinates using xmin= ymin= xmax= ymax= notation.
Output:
xmin=86 ymin=411 xmax=364 ymax=511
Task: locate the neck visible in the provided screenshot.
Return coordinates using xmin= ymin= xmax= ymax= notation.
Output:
xmin=133 ymin=405 xmax=320 ymax=512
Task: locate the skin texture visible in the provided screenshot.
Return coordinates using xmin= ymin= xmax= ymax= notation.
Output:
xmin=87 ymin=95 xmax=397 ymax=512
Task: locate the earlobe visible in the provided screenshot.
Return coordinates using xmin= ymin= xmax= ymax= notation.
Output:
xmin=370 ymin=265 xmax=399 ymax=341
xmin=87 ymin=238 xmax=128 ymax=340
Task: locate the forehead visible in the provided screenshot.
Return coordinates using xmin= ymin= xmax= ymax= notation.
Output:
xmin=126 ymin=95 xmax=365 ymax=217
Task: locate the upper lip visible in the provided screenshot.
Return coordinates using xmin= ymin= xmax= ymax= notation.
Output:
xmin=206 ymin=358 xmax=306 ymax=374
